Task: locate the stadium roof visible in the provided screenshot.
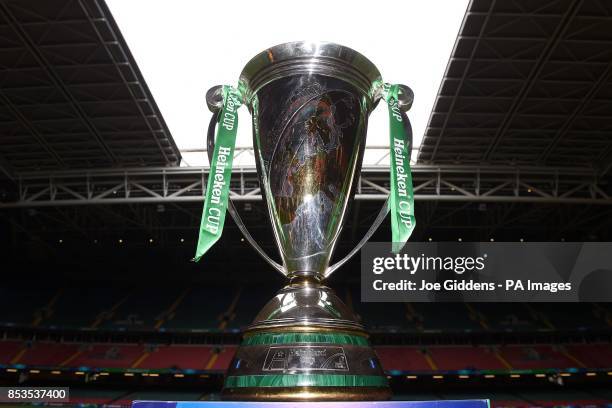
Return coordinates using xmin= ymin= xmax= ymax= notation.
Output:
xmin=419 ymin=0 xmax=612 ymax=177
xmin=0 ymin=0 xmax=180 ymax=178
xmin=1 ymin=0 xmax=611 ymax=247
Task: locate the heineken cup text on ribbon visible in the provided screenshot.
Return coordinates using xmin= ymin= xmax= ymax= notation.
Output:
xmin=383 ymin=83 xmax=416 ymax=253
xmin=193 ymin=86 xmax=241 ymax=262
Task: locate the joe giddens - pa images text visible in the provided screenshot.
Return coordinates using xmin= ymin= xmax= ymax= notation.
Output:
xmin=370 ymin=254 xmax=572 ymax=293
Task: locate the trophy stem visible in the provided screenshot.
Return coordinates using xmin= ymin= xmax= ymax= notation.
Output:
xmin=222 ymin=280 xmax=391 ymax=401
xmin=288 ymin=274 xmax=322 ymax=285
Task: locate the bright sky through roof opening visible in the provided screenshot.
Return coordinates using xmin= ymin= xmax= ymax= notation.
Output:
xmin=107 ymin=0 xmax=469 ymax=167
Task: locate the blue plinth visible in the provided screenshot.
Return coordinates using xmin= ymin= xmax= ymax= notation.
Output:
xmin=133 ymin=400 xmax=489 ymax=408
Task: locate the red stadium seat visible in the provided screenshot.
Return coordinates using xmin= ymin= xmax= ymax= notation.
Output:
xmin=566 ymin=343 xmax=612 ymax=368
xmin=0 ymin=341 xmax=23 ymax=363
xmin=2 ymin=339 xmax=610 ymax=375
xmin=375 ymin=347 xmax=432 ymax=371
xmin=499 ymin=345 xmax=578 ymax=370
xmin=137 ymin=345 xmax=214 ymax=370
xmin=16 ymin=342 xmax=78 ymax=366
xmin=67 ymin=344 xmax=145 ymax=368
xmin=428 ymin=346 xmax=506 ymax=371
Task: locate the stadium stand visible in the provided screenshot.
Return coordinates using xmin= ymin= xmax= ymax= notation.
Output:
xmin=0 ymin=340 xmax=240 ymax=372
xmin=0 ymin=340 xmax=22 ymax=364
xmin=497 ymin=345 xmax=580 ymax=371
xmin=162 ymin=287 xmax=234 ymax=331
xmin=375 ymin=347 xmax=433 ymax=371
xmin=68 ymin=344 xmax=148 ymax=369
xmin=534 ymin=304 xmax=608 ymax=331
xmin=0 ymin=287 xmax=56 ymax=327
xmin=2 ymin=339 xmax=610 ymax=374
xmin=47 ymin=288 xmax=130 ymax=329
xmin=2 ymin=286 xmax=611 ymax=333
xmin=469 ymin=303 xmax=541 ymax=332
xmin=228 ymin=287 xmax=278 ymax=330
xmin=567 ymin=344 xmax=612 ymax=369
xmin=100 ymin=288 xmax=184 ymax=331
xmin=425 ymin=346 xmax=507 ymax=371
xmin=15 ymin=341 xmax=76 ymax=367
xmin=135 ymin=345 xmax=213 ymax=370
xmin=411 ymin=304 xmax=484 ymax=332
xmin=353 ymin=300 xmax=416 ymax=332
xmin=378 ymin=344 xmax=612 ymax=373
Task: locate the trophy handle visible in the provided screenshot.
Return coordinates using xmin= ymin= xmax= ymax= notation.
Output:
xmin=205 ymin=87 xmax=286 ymax=276
xmin=325 ymin=85 xmax=414 ymax=278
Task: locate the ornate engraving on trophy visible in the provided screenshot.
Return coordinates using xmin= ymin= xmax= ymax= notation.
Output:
xmin=262 ymin=346 xmax=349 ymax=372
xmin=255 ymin=75 xmax=364 ymax=274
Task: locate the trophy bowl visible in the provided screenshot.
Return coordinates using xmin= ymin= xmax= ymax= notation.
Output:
xmin=203 ymin=41 xmax=414 ymax=401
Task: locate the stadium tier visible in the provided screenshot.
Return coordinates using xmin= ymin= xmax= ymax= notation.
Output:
xmin=0 ymin=341 xmax=234 ymax=371
xmin=2 ymin=286 xmax=611 ymax=333
xmin=1 ymin=340 xmax=610 ymax=374
xmin=3 ymin=285 xmax=609 ymax=408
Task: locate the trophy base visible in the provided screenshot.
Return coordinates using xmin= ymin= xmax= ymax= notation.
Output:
xmin=222 ymin=279 xmax=391 ymax=401
xmin=222 ymin=386 xmax=391 ymax=401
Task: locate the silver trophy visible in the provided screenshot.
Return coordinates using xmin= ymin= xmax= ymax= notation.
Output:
xmin=205 ymin=41 xmax=413 ymax=401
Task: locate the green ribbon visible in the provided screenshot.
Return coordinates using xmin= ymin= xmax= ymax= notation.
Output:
xmin=382 ymin=83 xmax=416 ymax=253
xmin=194 ymin=83 xmax=415 ymax=260
xmin=193 ymin=86 xmax=242 ymax=262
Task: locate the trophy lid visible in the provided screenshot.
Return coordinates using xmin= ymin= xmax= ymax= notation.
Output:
xmin=239 ymin=41 xmax=382 ymax=103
